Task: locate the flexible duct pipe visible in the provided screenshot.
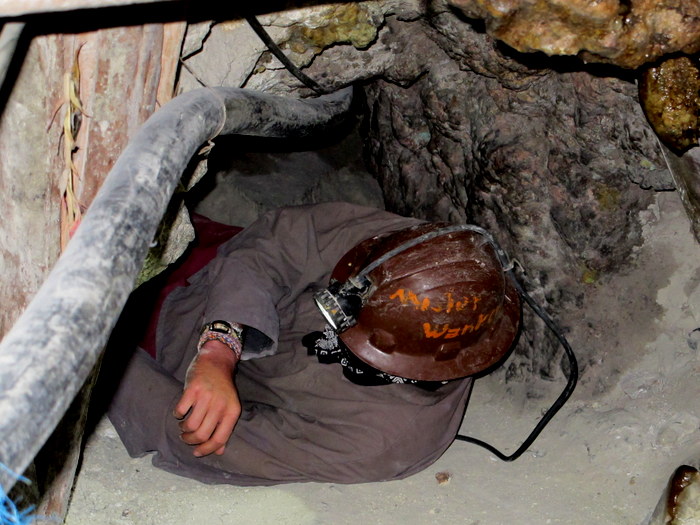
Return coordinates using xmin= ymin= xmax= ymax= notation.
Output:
xmin=0 ymin=86 xmax=354 ymax=491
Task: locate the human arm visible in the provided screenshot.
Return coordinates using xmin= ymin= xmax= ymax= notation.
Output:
xmin=196 ymin=203 xmax=423 ymax=358
xmin=168 ymin=204 xmax=422 ymax=456
xmin=174 ymin=339 xmax=241 ymax=457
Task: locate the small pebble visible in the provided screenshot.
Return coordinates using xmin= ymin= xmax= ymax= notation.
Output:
xmin=435 ymin=471 xmax=451 ymax=485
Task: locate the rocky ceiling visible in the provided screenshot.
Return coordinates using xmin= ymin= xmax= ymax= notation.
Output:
xmin=449 ymin=0 xmax=700 ymax=69
xmin=177 ymin=0 xmax=699 ymax=385
xmin=449 ymin=0 xmax=700 ymax=153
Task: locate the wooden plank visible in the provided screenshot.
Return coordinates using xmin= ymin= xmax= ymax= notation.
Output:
xmin=0 ymin=20 xmax=183 ymax=521
xmin=0 ymin=0 xmax=174 ymax=17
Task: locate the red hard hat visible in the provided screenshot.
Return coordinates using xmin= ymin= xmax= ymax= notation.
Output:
xmin=326 ymin=223 xmax=521 ymax=381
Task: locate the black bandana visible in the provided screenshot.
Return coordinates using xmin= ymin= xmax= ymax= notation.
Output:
xmin=302 ymin=325 xmax=446 ymax=390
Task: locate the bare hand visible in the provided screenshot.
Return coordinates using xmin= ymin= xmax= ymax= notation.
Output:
xmin=174 ymin=341 xmax=241 ymax=457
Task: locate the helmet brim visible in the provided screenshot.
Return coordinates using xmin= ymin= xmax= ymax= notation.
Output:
xmin=340 ymin=276 xmax=521 ymax=381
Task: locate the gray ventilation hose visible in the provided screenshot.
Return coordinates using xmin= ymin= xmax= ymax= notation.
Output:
xmin=0 ymin=86 xmax=354 ymax=491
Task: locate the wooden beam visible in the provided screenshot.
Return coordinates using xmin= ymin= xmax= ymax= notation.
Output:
xmin=0 ymin=0 xmax=177 ymax=17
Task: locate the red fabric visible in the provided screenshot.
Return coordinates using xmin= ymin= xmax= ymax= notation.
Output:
xmin=139 ymin=213 xmax=242 ymax=357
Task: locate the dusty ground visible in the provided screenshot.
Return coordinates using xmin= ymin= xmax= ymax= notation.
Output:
xmin=63 ymin=138 xmax=700 ymax=525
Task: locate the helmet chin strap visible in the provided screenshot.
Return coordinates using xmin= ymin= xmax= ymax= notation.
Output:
xmin=455 ymin=268 xmax=579 ymax=461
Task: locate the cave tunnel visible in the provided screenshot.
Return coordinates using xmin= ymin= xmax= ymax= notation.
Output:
xmin=0 ymin=1 xmax=699 ymax=523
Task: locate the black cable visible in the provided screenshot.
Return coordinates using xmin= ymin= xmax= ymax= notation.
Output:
xmin=346 ymin=221 xmax=578 ymax=462
xmin=455 ymin=270 xmax=579 ymax=461
xmin=243 ymin=13 xmax=328 ymax=95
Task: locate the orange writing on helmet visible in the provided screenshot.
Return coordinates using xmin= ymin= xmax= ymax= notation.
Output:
xmin=422 ymin=307 xmax=500 ymax=339
xmin=330 ymin=222 xmax=521 ymax=381
xmin=389 ymin=288 xmax=482 ymax=313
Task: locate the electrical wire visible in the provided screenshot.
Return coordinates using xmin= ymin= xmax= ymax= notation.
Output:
xmin=454 ymin=269 xmax=579 ymax=461
xmin=0 ymin=464 xmax=35 ymax=525
xmin=329 ymin=221 xmax=579 ymax=461
xmin=340 ymin=221 xmax=579 ymax=461
xmin=243 ymin=13 xmax=328 ymax=95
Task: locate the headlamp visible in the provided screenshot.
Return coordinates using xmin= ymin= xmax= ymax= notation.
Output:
xmin=313 ymin=275 xmax=372 ymax=332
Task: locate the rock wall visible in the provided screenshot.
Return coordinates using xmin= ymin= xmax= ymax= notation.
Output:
xmin=361 ymin=12 xmax=671 ymax=380
xmin=0 ymin=1 xmax=692 ymax=393
xmin=179 ymin=2 xmax=682 ymax=382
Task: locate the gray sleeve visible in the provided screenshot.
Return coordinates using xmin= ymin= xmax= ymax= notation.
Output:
xmin=188 ymin=202 xmax=421 ymax=360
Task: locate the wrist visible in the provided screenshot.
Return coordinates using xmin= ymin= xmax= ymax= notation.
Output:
xmin=198 ymin=340 xmax=239 ymax=368
xmin=198 ymin=320 xmax=243 ymax=360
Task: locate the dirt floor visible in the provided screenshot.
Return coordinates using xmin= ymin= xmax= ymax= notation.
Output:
xmin=62 ymin=140 xmax=700 ymax=524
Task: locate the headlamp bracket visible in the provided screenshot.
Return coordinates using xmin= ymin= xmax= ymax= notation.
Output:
xmin=314 ymin=275 xmax=372 ymax=331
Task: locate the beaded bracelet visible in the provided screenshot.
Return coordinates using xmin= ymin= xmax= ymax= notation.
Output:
xmin=197 ymin=330 xmax=242 ymax=360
